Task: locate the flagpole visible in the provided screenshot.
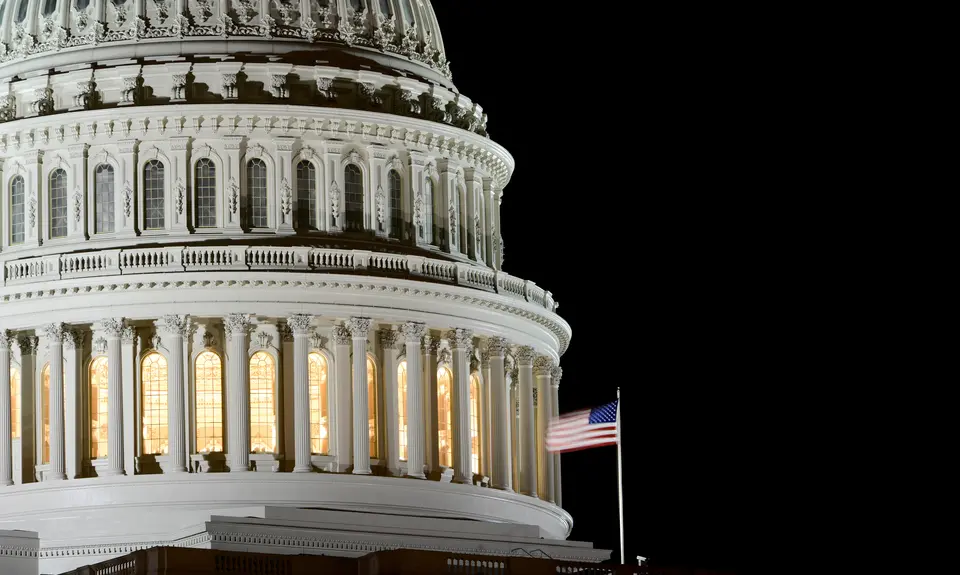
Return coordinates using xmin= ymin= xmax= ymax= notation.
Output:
xmin=617 ymin=387 xmax=624 ymax=564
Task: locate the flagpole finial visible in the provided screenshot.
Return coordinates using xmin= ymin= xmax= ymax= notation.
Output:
xmin=617 ymin=387 xmax=620 ymax=399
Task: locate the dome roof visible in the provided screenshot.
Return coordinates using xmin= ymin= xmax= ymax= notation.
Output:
xmin=0 ymin=0 xmax=452 ymax=88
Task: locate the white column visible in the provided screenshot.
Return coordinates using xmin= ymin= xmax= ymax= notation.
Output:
xmin=485 ymin=337 xmax=511 ymax=491
xmin=43 ymin=324 xmax=67 ymax=481
xmin=63 ymin=329 xmax=84 ymax=480
xmin=422 ymin=334 xmax=439 ymax=475
xmin=509 ymin=365 xmax=518 ymax=491
xmin=332 ymin=325 xmax=352 ymax=472
xmin=68 ymin=143 xmax=88 ymax=240
xmin=288 ymin=314 xmax=314 ymax=473
xmin=159 ymin=316 xmax=190 ymax=473
xmin=534 ymin=355 xmax=555 ymax=503
xmin=401 ymin=322 xmax=426 ymax=479
xmin=16 ymin=336 xmax=37 ymax=484
xmin=349 ymin=318 xmax=372 ymax=475
xmin=380 ymin=329 xmax=400 ymax=475
xmin=0 ymin=331 xmax=13 ymax=486
xmin=121 ymin=327 xmax=136 ymax=476
xmin=447 ymin=328 xmax=473 ymax=484
xmin=515 ymin=346 xmax=537 ymax=497
xmin=101 ymin=319 xmax=126 ymax=476
xmin=480 ymin=355 xmax=491 ymax=479
xmin=225 ymin=314 xmax=252 ymax=472
xmin=551 ymin=365 xmax=563 ymax=508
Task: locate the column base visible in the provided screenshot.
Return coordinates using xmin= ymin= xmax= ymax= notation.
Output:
xmin=492 ymin=484 xmax=514 ymax=493
xmin=293 ymin=466 xmax=313 ymax=473
xmin=0 ymin=479 xmax=13 ymax=486
xmin=453 ymin=477 xmax=473 ymax=485
xmin=100 ymin=469 xmax=125 ymax=477
xmin=46 ymin=472 xmax=67 ymax=481
xmin=352 ymin=469 xmax=372 ymax=475
xmin=405 ymin=472 xmax=426 ymax=479
xmin=229 ymin=468 xmax=251 ymax=473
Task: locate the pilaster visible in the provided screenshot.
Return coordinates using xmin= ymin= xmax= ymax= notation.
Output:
xmin=486 ymin=337 xmax=511 ymax=491
xmin=225 ymin=314 xmax=253 ymax=472
xmin=67 ymin=144 xmax=88 ymax=240
xmin=0 ymin=331 xmax=13 ymax=486
xmin=288 ymin=314 xmax=314 ymax=473
xmin=447 ymin=328 xmax=473 ymax=484
xmin=332 ymin=324 xmax=352 ymax=472
xmin=380 ymin=329 xmax=400 ymax=475
xmin=534 ymin=355 xmax=555 ymax=503
xmin=401 ymin=322 xmax=426 ymax=479
xmin=369 ymin=146 xmax=388 ymax=238
xmin=438 ymin=159 xmax=459 ymax=254
xmin=101 ymin=319 xmax=126 ymax=476
xmin=349 ymin=318 xmax=372 ymax=475
xmin=16 ymin=336 xmax=37 ymax=484
xmin=22 ymin=150 xmax=43 ymax=248
xmin=515 ymin=346 xmax=537 ymax=497
xmin=43 ymin=323 xmax=67 ymax=481
xmin=463 ymin=168 xmax=483 ymax=263
xmin=274 ymin=137 xmax=296 ymax=234
xmin=408 ymin=151 xmax=428 ymax=246
xmin=422 ymin=333 xmax=440 ymax=476
xmin=325 ymin=144 xmax=344 ymax=232
xmin=62 ymin=329 xmax=84 ymax=479
xmin=222 ymin=136 xmax=244 ymax=230
xmin=483 ymin=178 xmax=495 ymax=268
xmin=169 ymin=137 xmax=191 ymax=233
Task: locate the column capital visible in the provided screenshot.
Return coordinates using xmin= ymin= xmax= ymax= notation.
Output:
xmin=378 ymin=328 xmax=400 ymax=350
xmin=470 ymin=356 xmax=480 ymax=373
xmin=63 ymin=329 xmax=85 ymax=351
xmin=485 ymin=336 xmax=508 ymax=357
xmin=17 ymin=335 xmax=39 ymax=355
xmin=421 ymin=333 xmax=440 ymax=355
xmin=224 ymin=313 xmax=254 ymax=335
xmin=43 ymin=323 xmax=68 ymax=342
xmin=0 ymin=330 xmax=14 ymax=350
xmin=533 ymin=355 xmax=555 ymax=377
xmin=445 ymin=328 xmax=473 ymax=351
xmin=101 ymin=318 xmax=126 ymax=339
xmin=287 ymin=314 xmax=314 ymax=335
xmin=551 ymin=365 xmax=563 ymax=388
xmin=514 ymin=345 xmax=536 ymax=366
xmin=510 ymin=365 xmax=519 ymax=382
xmin=480 ymin=350 xmax=490 ymax=367
xmin=121 ymin=326 xmax=136 ymax=345
xmin=159 ymin=315 xmax=192 ymax=337
xmin=400 ymin=321 xmax=426 ymax=343
xmin=348 ymin=317 xmax=372 ymax=338
xmin=332 ymin=324 xmax=352 ymax=345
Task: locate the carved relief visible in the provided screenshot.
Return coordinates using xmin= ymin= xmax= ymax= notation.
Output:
xmin=273 ymin=0 xmax=296 ymax=25
xmin=347 ymin=317 xmax=372 ymax=338
xmin=329 ymin=181 xmax=341 ymax=222
xmin=152 ymin=0 xmax=169 ymax=22
xmin=221 ymin=74 xmax=238 ymax=100
xmin=176 ymin=179 xmax=185 ymax=215
xmin=228 ymin=179 xmax=240 ymax=214
xmin=32 ymin=88 xmax=53 ymax=116
xmin=271 ymin=74 xmax=288 ymax=99
xmin=17 ymin=335 xmax=39 ymax=355
xmin=533 ymin=355 xmax=554 ymax=376
xmin=93 ymin=337 xmax=108 ymax=355
xmin=122 ymin=182 xmax=133 ymax=217
xmin=375 ymin=185 xmax=385 ymax=225
xmin=235 ymin=0 xmax=257 ymax=24
xmin=310 ymin=332 xmax=327 ymax=350
xmin=74 ymin=187 xmax=83 ymax=223
xmin=331 ymin=324 xmax=351 ymax=346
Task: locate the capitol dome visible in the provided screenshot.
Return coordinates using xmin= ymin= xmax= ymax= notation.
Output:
xmin=0 ymin=1 xmax=595 ymax=572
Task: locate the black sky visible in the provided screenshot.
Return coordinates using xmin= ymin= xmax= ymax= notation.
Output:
xmin=430 ymin=2 xmax=760 ymax=573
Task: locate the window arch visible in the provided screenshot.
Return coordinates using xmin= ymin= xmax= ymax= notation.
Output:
xmin=10 ymin=175 xmax=25 ymax=245
xmin=195 ymin=158 xmax=217 ymax=229
xmin=94 ymin=164 xmax=115 ymax=234
xmin=10 ymin=366 xmax=20 ymax=440
xmin=41 ymin=364 xmax=49 ymax=464
xmin=250 ymin=351 xmax=276 ymax=453
xmin=397 ymin=360 xmax=407 ymax=461
xmin=437 ymin=366 xmax=452 ymax=468
xmin=470 ymin=373 xmax=481 ymax=475
xmin=389 ymin=170 xmax=402 ymax=240
xmin=344 ymin=163 xmax=364 ymax=232
xmin=141 ymin=352 xmax=168 ymax=455
xmin=297 ymin=160 xmax=317 ymax=230
xmin=195 ymin=351 xmax=223 ymax=454
xmin=90 ymin=356 xmax=109 ymax=459
xmin=423 ymin=178 xmax=434 ymax=244
xmin=143 ymin=160 xmax=165 ymax=230
xmin=247 ymin=158 xmax=268 ymax=229
xmin=49 ymin=168 xmax=68 ymax=239
xmin=367 ymin=355 xmax=378 ymax=458
xmin=308 ymin=352 xmax=328 ymax=454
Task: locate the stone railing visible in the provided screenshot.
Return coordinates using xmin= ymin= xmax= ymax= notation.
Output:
xmin=2 ymin=246 xmax=557 ymax=313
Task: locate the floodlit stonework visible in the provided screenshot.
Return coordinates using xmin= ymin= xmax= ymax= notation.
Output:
xmin=0 ymin=1 xmax=586 ymax=573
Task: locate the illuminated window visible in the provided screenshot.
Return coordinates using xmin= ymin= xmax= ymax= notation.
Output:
xmin=41 ymin=364 xmax=49 ymax=464
xmin=248 ymin=159 xmax=268 ymax=229
xmin=90 ymin=357 xmax=109 ymax=459
xmin=398 ymin=361 xmax=407 ymax=461
xmin=437 ymin=366 xmax=452 ymax=468
xmin=10 ymin=367 xmax=20 ymax=439
xmin=367 ymin=356 xmax=378 ymax=458
xmin=297 ymin=160 xmax=317 ymax=230
xmin=195 ymin=158 xmax=217 ymax=228
xmin=143 ymin=160 xmax=165 ymax=230
xmin=250 ymin=351 xmax=276 ymax=453
xmin=95 ymin=164 xmax=115 ymax=234
xmin=49 ymin=168 xmax=68 ymax=239
xmin=141 ymin=352 xmax=168 ymax=455
xmin=389 ymin=170 xmax=402 ymax=239
xmin=195 ymin=351 xmax=223 ymax=454
xmin=344 ymin=164 xmax=364 ymax=232
xmin=308 ymin=352 xmax=328 ymax=454
xmin=11 ymin=175 xmax=25 ymax=245
xmin=470 ymin=373 xmax=481 ymax=475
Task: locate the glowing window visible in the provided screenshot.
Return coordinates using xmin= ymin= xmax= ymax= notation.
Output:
xmin=95 ymin=164 xmax=115 ymax=234
xmin=437 ymin=366 xmax=452 ymax=468
xmin=41 ymin=364 xmax=49 ymax=464
xmin=423 ymin=178 xmax=434 ymax=243
xmin=250 ymin=351 xmax=276 ymax=453
xmin=11 ymin=175 xmax=25 ymax=245
xmin=49 ymin=169 xmax=68 ymax=239
xmin=143 ymin=160 xmax=165 ymax=230
xmin=470 ymin=373 xmax=481 ymax=475
xmin=367 ymin=356 xmax=378 ymax=458
xmin=90 ymin=357 xmax=109 ymax=459
xmin=308 ymin=352 xmax=328 ymax=454
xmin=195 ymin=158 xmax=217 ymax=228
xmin=398 ymin=361 xmax=407 ymax=461
xmin=344 ymin=164 xmax=364 ymax=232
xmin=141 ymin=352 xmax=168 ymax=455
xmin=248 ymin=158 xmax=268 ymax=229
xmin=297 ymin=160 xmax=317 ymax=230
xmin=10 ymin=367 xmax=20 ymax=439
xmin=389 ymin=170 xmax=402 ymax=239
xmin=195 ymin=351 xmax=223 ymax=454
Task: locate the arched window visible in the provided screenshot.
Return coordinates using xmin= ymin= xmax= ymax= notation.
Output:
xmin=14 ymin=0 xmax=28 ymax=23
xmin=141 ymin=352 xmax=168 ymax=455
xmin=397 ymin=360 xmax=407 ymax=461
xmin=90 ymin=357 xmax=109 ymax=459
xmin=308 ymin=352 xmax=328 ymax=454
xmin=10 ymin=175 xmax=25 ymax=245
xmin=195 ymin=158 xmax=217 ymax=229
xmin=437 ymin=366 xmax=452 ymax=468
xmin=344 ymin=163 xmax=364 ymax=232
xmin=367 ymin=356 xmax=378 ymax=458
xmin=400 ymin=0 xmax=413 ymax=24
xmin=94 ymin=164 xmax=115 ymax=234
xmin=423 ymin=178 xmax=434 ymax=244
xmin=297 ymin=160 xmax=317 ymax=230
xmin=41 ymin=0 xmax=56 ymax=16
xmin=349 ymin=0 xmax=362 ymax=10
xmin=41 ymin=364 xmax=49 ymax=464
xmin=49 ymin=168 xmax=68 ymax=239
xmin=0 ymin=1 xmax=7 ymax=24
xmin=389 ymin=170 xmax=402 ymax=240
xmin=74 ymin=0 xmax=89 ymax=10
xmin=250 ymin=351 xmax=276 ymax=453
xmin=195 ymin=351 xmax=223 ymax=453
xmin=10 ymin=366 xmax=20 ymax=440
xmin=470 ymin=373 xmax=481 ymax=475
xmin=377 ymin=0 xmax=390 ymax=15
xmin=247 ymin=158 xmax=268 ymax=229
xmin=143 ymin=160 xmax=165 ymax=230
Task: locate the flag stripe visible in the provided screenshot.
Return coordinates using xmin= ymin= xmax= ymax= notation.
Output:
xmin=548 ymin=436 xmax=619 ymax=453
xmin=547 ymin=423 xmax=617 ymax=439
xmin=546 ymin=399 xmax=619 ymax=453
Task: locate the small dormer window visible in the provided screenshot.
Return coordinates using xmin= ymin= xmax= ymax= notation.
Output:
xmin=349 ymin=0 xmax=363 ymax=11
xmin=74 ymin=0 xmax=89 ymax=11
xmin=15 ymin=0 xmax=29 ymax=23
xmin=40 ymin=0 xmax=56 ymax=17
xmin=378 ymin=0 xmax=390 ymax=15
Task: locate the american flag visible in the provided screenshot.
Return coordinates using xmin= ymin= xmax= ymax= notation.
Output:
xmin=546 ymin=399 xmax=619 ymax=453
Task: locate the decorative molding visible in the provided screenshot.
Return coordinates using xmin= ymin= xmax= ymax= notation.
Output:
xmin=348 ymin=317 xmax=372 ymax=338
xmin=331 ymin=324 xmax=351 ymax=346
xmin=93 ymin=336 xmax=108 ymax=354
xmin=101 ymin=317 xmax=126 ymax=338
xmin=309 ymin=332 xmax=327 ymax=350
xmin=514 ymin=346 xmax=536 ymax=365
xmin=287 ymin=313 xmax=313 ymax=335
xmin=485 ymin=337 xmax=507 ymax=357
xmin=121 ymin=326 xmax=136 ymax=345
xmin=17 ymin=335 xmax=39 ymax=355
xmin=160 ymin=314 xmax=192 ymax=337
xmin=63 ymin=328 xmax=85 ymax=350
xmin=421 ymin=334 xmax=439 ymax=355
xmin=400 ymin=321 xmax=426 ymax=343
xmin=0 ymin=330 xmax=14 ymax=350
xmin=533 ymin=355 xmax=554 ymax=377
xmin=551 ymin=365 xmax=562 ymax=387
xmin=378 ymin=328 xmax=399 ymax=350
xmin=445 ymin=328 xmax=473 ymax=351
xmin=224 ymin=313 xmax=253 ymax=335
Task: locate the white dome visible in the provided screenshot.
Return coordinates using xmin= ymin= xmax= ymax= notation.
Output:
xmin=0 ymin=0 xmax=451 ymax=86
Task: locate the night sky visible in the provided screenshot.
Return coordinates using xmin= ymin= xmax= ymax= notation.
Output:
xmin=432 ymin=3 xmax=755 ymax=573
